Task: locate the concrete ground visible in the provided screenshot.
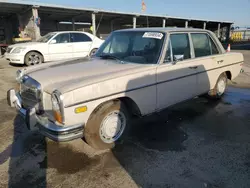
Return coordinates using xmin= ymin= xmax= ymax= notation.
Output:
xmin=0 ymin=47 xmax=250 ymax=188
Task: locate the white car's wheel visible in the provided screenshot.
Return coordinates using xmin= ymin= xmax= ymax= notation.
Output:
xmin=84 ymin=100 xmax=129 ymax=150
xmin=89 ymin=48 xmax=98 ymax=57
xmin=24 ymin=51 xmax=43 ymax=66
xmin=208 ymin=73 xmax=227 ymax=99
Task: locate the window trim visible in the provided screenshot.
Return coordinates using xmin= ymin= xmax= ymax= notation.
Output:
xmin=50 ymin=33 xmax=70 ymax=44
xmin=70 ymin=32 xmax=92 ymax=43
xmin=97 ymin=30 xmax=167 ymax=65
xmin=189 ymin=31 xmax=222 ymax=59
xmin=162 ymin=32 xmax=192 ymax=64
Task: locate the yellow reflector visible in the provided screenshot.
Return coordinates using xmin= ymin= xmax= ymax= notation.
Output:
xmin=75 ymin=106 xmax=87 ymax=113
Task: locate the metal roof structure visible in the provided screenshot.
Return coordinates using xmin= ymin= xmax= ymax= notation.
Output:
xmin=0 ymin=0 xmax=233 ymax=24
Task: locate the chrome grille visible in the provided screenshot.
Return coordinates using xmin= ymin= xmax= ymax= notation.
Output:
xmin=20 ymin=76 xmax=42 ymax=110
xmin=6 ymin=47 xmax=13 ymax=53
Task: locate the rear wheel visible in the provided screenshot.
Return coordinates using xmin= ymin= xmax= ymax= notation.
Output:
xmin=89 ymin=48 xmax=98 ymax=57
xmin=24 ymin=51 xmax=43 ymax=66
xmin=208 ymin=73 xmax=227 ymax=99
xmin=84 ymin=100 xmax=129 ymax=150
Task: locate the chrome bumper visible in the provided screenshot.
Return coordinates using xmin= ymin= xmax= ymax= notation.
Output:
xmin=7 ymin=89 xmax=84 ymax=142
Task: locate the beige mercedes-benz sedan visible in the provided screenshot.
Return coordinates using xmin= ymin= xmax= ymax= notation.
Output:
xmin=7 ymin=28 xmax=244 ymax=150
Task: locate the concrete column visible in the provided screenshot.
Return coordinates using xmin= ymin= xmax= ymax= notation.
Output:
xmin=91 ymin=13 xmax=96 ymax=36
xmin=185 ymin=20 xmax=188 ymax=28
xmin=217 ymin=23 xmax=221 ymax=38
xmin=203 ymin=22 xmax=206 ymax=29
xmin=72 ymin=18 xmax=75 ymax=31
xmin=32 ymin=7 xmax=40 ymax=40
xmin=133 ymin=16 xmax=137 ymax=28
xmin=162 ymin=19 xmax=166 ymax=28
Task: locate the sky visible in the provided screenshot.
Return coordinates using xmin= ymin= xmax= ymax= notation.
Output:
xmin=36 ymin=0 xmax=250 ymax=26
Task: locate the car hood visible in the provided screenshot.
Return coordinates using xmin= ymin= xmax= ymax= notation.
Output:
xmin=9 ymin=42 xmax=44 ymax=48
xmin=27 ymin=58 xmax=148 ymax=94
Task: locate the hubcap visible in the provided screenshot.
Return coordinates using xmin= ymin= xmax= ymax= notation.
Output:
xmin=99 ymin=110 xmax=126 ymax=143
xmin=217 ymin=78 xmax=226 ymax=95
xmin=90 ymin=49 xmax=97 ymax=56
xmin=28 ymin=54 xmax=40 ymax=65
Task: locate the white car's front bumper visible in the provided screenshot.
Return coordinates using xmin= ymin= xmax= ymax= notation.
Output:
xmin=7 ymin=89 xmax=84 ymax=141
xmin=5 ymin=53 xmax=25 ymax=64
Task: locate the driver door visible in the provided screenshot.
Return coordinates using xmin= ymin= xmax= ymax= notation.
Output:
xmin=156 ymin=33 xmax=199 ymax=110
xmin=48 ymin=33 xmax=73 ymax=61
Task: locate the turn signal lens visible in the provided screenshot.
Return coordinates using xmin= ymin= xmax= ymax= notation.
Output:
xmin=75 ymin=106 xmax=87 ymax=114
xmin=54 ymin=111 xmax=63 ymax=123
xmin=51 ymin=91 xmax=64 ymax=124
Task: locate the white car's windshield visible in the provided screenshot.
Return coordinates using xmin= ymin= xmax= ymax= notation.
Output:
xmin=95 ymin=31 xmax=165 ymax=64
xmin=37 ymin=33 xmax=56 ymax=43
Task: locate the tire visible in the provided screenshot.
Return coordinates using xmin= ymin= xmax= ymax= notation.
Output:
xmin=208 ymin=73 xmax=227 ymax=99
xmin=84 ymin=100 xmax=129 ymax=150
xmin=89 ymin=48 xmax=98 ymax=57
xmin=24 ymin=51 xmax=43 ymax=66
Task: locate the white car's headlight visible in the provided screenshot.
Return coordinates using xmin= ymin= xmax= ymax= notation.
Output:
xmin=11 ymin=47 xmax=26 ymax=54
xmin=51 ymin=90 xmax=64 ymax=124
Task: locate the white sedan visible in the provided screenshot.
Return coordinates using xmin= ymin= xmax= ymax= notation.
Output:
xmin=5 ymin=31 xmax=104 ymax=66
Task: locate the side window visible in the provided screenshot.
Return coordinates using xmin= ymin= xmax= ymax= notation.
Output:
xmin=164 ymin=33 xmax=191 ymax=63
xmin=191 ymin=33 xmax=211 ymax=57
xmin=209 ymin=37 xmax=219 ymax=55
xmin=53 ymin=33 xmax=70 ymax=43
xmin=71 ymin=33 xmax=92 ymax=42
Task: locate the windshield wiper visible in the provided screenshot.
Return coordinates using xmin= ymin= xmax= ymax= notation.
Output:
xmin=99 ymin=54 xmax=121 ymax=61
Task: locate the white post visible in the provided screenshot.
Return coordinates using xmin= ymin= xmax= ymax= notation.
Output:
xmin=133 ymin=16 xmax=136 ymax=28
xmin=92 ymin=13 xmax=96 ymax=36
xmin=162 ymin=19 xmax=166 ymax=28
xmin=185 ymin=20 xmax=188 ymax=28
xmin=32 ymin=7 xmax=40 ymax=40
xmin=203 ymin=22 xmax=206 ymax=29
xmin=217 ymin=23 xmax=221 ymax=38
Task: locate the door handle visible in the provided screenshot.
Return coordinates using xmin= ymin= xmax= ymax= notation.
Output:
xmin=189 ymin=66 xmax=198 ymax=69
xmin=217 ymin=60 xmax=224 ymax=64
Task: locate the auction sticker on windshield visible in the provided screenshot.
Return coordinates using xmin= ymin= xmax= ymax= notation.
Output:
xmin=143 ymin=32 xmax=163 ymax=39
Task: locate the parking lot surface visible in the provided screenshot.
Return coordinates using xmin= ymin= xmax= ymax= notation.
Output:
xmin=0 ymin=48 xmax=250 ymax=188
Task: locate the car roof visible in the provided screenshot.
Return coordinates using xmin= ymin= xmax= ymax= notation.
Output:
xmin=115 ymin=27 xmax=210 ymax=33
xmin=51 ymin=31 xmax=90 ymax=34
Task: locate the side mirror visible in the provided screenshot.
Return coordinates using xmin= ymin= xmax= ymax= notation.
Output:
xmin=50 ymin=39 xmax=56 ymax=44
xmin=173 ymin=55 xmax=184 ymax=64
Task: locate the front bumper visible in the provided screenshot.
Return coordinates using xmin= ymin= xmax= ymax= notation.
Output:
xmin=5 ymin=53 xmax=25 ymax=64
xmin=7 ymin=89 xmax=84 ymax=142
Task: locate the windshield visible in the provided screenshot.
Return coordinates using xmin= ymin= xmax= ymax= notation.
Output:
xmin=95 ymin=31 xmax=165 ymax=64
xmin=37 ymin=32 xmax=56 ymax=43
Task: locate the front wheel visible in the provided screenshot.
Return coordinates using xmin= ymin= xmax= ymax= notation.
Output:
xmin=24 ymin=51 xmax=43 ymax=66
xmin=84 ymin=100 xmax=129 ymax=150
xmin=208 ymin=73 xmax=227 ymax=99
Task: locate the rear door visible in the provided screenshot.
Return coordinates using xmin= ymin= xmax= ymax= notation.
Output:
xmin=48 ymin=33 xmax=73 ymax=61
xmin=190 ymin=33 xmax=226 ymax=94
xmin=70 ymin=33 xmax=92 ymax=58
